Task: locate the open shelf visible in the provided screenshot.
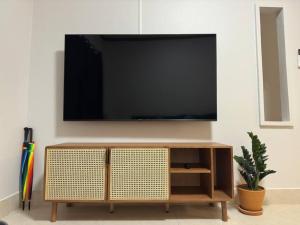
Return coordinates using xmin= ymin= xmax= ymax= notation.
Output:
xmin=213 ymin=148 xmax=234 ymax=199
xmin=170 ymin=167 xmax=211 ymax=174
xmin=213 ymin=190 xmax=231 ymax=201
xmin=170 ymin=194 xmax=211 ymax=202
xmin=170 ymin=186 xmax=211 ymax=202
xmin=169 ymin=147 xmax=233 ymax=203
xmin=170 ymin=162 xmax=211 ymax=174
xmin=171 ymin=186 xmax=206 ymax=194
xmin=170 ymin=148 xmax=213 ymax=198
xmin=170 ymin=149 xmax=211 ymax=172
xmin=170 ymin=190 xmax=231 ymax=203
xmin=171 ymin=149 xmax=211 ymax=167
xmin=168 ymin=146 xmax=232 ymax=206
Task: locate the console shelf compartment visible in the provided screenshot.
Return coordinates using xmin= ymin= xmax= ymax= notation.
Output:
xmin=171 ymin=186 xmax=209 ymax=195
xmin=213 ymin=148 xmax=234 ymax=199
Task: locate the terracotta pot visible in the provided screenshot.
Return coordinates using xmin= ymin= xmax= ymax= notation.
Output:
xmin=238 ymin=184 xmax=265 ymax=212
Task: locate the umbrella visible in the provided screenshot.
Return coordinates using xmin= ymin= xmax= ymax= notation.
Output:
xmin=19 ymin=128 xmax=35 ymax=210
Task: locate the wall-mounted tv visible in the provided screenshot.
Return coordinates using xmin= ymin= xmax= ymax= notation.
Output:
xmin=63 ymin=34 xmax=217 ymax=121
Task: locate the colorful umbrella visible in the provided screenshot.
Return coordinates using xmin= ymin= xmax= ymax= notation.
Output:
xmin=19 ymin=128 xmax=35 ymax=210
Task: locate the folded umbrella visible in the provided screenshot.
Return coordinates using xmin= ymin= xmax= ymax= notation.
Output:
xmin=19 ymin=128 xmax=35 ymax=210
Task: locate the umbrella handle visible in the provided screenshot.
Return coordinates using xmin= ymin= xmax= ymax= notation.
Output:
xmin=23 ymin=127 xmax=33 ymax=143
xmin=29 ymin=128 xmax=33 ymax=143
xmin=24 ymin=127 xmax=28 ymax=143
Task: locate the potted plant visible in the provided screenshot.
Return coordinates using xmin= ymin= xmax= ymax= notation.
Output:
xmin=234 ymin=132 xmax=276 ymax=215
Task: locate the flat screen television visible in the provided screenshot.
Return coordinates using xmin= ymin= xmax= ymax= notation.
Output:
xmin=63 ymin=34 xmax=217 ymax=121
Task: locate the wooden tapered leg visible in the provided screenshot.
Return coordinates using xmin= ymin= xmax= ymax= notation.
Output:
xmin=221 ymin=201 xmax=228 ymax=222
xmin=109 ymin=203 xmax=114 ymax=213
xmin=165 ymin=203 xmax=170 ymax=213
xmin=66 ymin=203 xmax=73 ymax=207
xmin=51 ymin=202 xmax=58 ymax=222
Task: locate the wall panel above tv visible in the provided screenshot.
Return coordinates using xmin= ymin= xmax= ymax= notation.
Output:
xmin=63 ymin=34 xmax=217 ymax=121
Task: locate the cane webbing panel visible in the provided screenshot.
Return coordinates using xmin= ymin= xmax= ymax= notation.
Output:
xmin=45 ymin=148 xmax=106 ymax=201
xmin=110 ymin=148 xmax=169 ymax=201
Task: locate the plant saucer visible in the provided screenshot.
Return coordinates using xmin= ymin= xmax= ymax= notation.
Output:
xmin=237 ymin=205 xmax=263 ymax=216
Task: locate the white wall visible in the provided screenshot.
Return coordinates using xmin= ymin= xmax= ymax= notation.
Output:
xmin=26 ymin=0 xmax=300 ymax=191
xmin=0 ymin=0 xmax=33 ymax=200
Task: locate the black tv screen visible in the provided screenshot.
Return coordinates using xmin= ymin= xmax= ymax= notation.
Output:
xmin=64 ymin=34 xmax=217 ymax=121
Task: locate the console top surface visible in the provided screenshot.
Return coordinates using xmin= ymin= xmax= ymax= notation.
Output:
xmin=46 ymin=142 xmax=232 ymax=149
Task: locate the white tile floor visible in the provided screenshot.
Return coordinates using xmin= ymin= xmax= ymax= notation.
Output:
xmin=1 ymin=202 xmax=300 ymax=225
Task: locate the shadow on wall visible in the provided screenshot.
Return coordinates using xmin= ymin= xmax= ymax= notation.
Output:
xmin=55 ymin=51 xmax=212 ymax=140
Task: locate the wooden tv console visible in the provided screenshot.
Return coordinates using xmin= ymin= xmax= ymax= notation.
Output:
xmin=44 ymin=142 xmax=233 ymax=222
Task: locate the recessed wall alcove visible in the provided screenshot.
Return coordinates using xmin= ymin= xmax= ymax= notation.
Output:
xmin=256 ymin=5 xmax=292 ymax=127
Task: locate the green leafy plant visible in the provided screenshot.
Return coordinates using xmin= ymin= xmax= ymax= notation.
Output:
xmin=234 ymin=132 xmax=276 ymax=190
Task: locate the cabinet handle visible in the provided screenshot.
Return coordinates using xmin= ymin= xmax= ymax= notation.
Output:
xmin=106 ymin=151 xmax=110 ymax=164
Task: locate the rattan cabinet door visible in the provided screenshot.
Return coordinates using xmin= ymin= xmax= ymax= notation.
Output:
xmin=45 ymin=148 xmax=107 ymax=201
xmin=110 ymin=148 xmax=169 ymax=201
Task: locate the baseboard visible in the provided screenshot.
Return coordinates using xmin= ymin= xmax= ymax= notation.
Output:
xmin=233 ymin=188 xmax=300 ymax=205
xmin=0 ymin=192 xmax=19 ymax=218
xmin=264 ymin=188 xmax=300 ymax=205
